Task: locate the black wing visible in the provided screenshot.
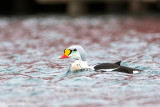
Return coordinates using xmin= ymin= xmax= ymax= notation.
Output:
xmin=114 ymin=61 xmax=121 ymax=65
xmin=94 ymin=63 xmax=119 ymax=71
xmin=94 ymin=63 xmax=141 ymax=74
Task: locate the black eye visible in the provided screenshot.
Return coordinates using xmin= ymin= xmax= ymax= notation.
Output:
xmin=73 ymin=49 xmax=77 ymax=51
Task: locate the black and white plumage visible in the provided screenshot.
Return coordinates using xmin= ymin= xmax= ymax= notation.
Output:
xmin=59 ymin=45 xmax=141 ymax=74
xmin=94 ymin=61 xmax=140 ymax=74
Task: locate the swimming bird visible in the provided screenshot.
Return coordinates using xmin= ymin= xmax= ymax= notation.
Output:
xmin=59 ymin=45 xmax=141 ymax=74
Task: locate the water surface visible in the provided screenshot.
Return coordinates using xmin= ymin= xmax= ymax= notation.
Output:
xmin=0 ymin=15 xmax=160 ymax=107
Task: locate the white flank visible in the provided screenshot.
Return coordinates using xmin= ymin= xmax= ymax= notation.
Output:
xmin=133 ymin=71 xmax=139 ymax=74
xmin=96 ymin=68 xmax=118 ymax=72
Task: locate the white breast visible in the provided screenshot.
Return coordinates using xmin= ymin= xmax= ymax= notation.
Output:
xmin=70 ymin=61 xmax=89 ymax=72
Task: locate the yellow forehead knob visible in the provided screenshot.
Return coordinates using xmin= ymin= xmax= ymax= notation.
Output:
xmin=64 ymin=49 xmax=71 ymax=56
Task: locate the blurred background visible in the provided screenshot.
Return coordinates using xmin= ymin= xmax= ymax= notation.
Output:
xmin=0 ymin=1 xmax=160 ymax=107
xmin=0 ymin=0 xmax=160 ymax=16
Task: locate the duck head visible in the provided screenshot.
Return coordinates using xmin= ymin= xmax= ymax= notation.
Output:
xmin=59 ymin=45 xmax=87 ymax=61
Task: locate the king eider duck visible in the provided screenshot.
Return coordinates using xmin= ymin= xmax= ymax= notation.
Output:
xmin=59 ymin=45 xmax=141 ymax=74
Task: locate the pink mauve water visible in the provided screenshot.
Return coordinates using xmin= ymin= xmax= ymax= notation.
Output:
xmin=0 ymin=15 xmax=160 ymax=107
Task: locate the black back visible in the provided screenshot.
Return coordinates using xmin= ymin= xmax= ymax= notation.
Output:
xmin=94 ymin=62 xmax=141 ymax=74
xmin=94 ymin=63 xmax=119 ymax=70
